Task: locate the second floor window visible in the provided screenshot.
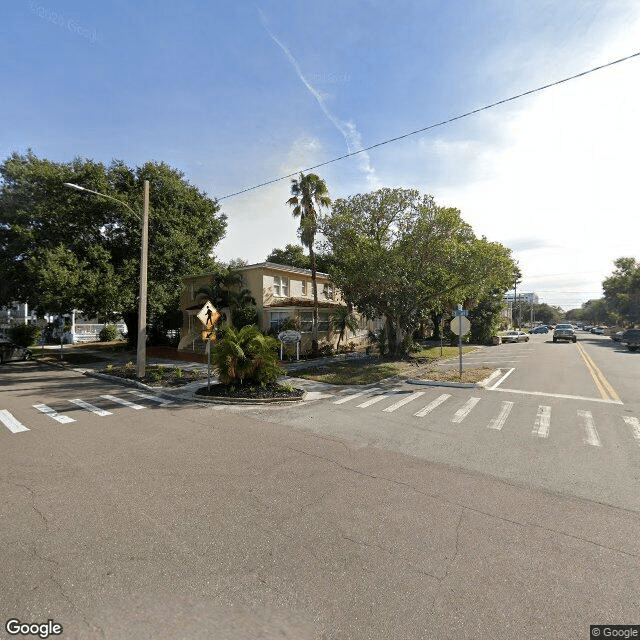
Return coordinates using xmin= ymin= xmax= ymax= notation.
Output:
xmin=301 ymin=280 xmax=308 ymax=296
xmin=273 ymin=275 xmax=289 ymax=297
xmin=323 ymin=284 xmax=334 ymax=300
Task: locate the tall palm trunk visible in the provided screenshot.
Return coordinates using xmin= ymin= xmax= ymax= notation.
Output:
xmin=310 ymin=244 xmax=319 ymax=355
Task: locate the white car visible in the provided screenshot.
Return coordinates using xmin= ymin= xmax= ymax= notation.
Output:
xmin=502 ymin=331 xmax=529 ymax=343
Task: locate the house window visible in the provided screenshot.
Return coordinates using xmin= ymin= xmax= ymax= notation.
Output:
xmin=273 ymin=275 xmax=289 ymax=297
xmin=301 ymin=280 xmax=307 ymax=296
xmin=270 ymin=311 xmax=290 ymax=332
xmin=323 ymin=284 xmax=334 ymax=300
xmin=300 ymin=311 xmax=313 ymax=332
xmin=318 ymin=312 xmax=330 ymax=332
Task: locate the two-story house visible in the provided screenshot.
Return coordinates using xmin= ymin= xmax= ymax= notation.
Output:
xmin=179 ymin=262 xmax=370 ymax=353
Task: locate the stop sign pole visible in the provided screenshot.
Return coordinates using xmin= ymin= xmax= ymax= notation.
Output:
xmin=451 ymin=306 xmax=470 ymax=378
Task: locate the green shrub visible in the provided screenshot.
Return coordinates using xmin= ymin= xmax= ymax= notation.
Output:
xmin=317 ymin=341 xmax=334 ymax=357
xmin=174 ymin=367 xmax=184 ymax=379
xmin=99 ymin=324 xmax=121 ymax=342
xmin=9 ymin=324 xmax=41 ymax=347
xmin=232 ymin=305 xmax=259 ymax=330
xmin=211 ymin=325 xmax=283 ymax=385
xmin=147 ymin=365 xmax=164 ymax=382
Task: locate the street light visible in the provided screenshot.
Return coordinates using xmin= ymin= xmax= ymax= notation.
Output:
xmin=64 ymin=181 xmax=149 ymax=379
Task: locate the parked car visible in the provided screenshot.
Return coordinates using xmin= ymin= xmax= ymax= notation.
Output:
xmin=621 ymin=328 xmax=640 ymax=352
xmin=531 ymin=325 xmax=549 ymax=334
xmin=611 ymin=331 xmax=624 ymax=342
xmin=0 ymin=340 xmax=32 ymax=364
xmin=583 ymin=325 xmax=593 ymax=332
xmin=502 ymin=330 xmax=530 ymax=343
xmin=591 ymin=326 xmax=605 ymax=334
xmin=553 ymin=324 xmax=577 ymax=343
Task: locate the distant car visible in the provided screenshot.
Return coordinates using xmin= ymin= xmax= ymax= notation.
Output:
xmin=621 ymin=328 xmax=640 ymax=352
xmin=553 ymin=324 xmax=577 ymax=343
xmin=583 ymin=325 xmax=592 ymax=332
xmin=531 ymin=325 xmax=549 ymax=334
xmin=0 ymin=340 xmax=32 ymax=364
xmin=591 ymin=326 xmax=604 ymax=335
xmin=611 ymin=331 xmax=624 ymax=342
xmin=502 ymin=330 xmax=530 ymax=343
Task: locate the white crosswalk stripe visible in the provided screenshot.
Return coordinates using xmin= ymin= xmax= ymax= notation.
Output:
xmin=414 ymin=394 xmax=451 ymax=417
xmin=357 ymin=394 xmax=390 ymax=408
xmin=578 ymin=410 xmax=601 ymax=447
xmin=533 ymin=406 xmax=551 ymax=438
xmin=0 ymin=410 xmax=29 ymax=433
xmin=383 ymin=391 xmax=425 ymax=413
xmin=100 ymin=395 xmax=145 ymax=410
xmin=128 ymin=390 xmax=174 ymax=406
xmin=451 ymin=397 xmax=481 ymax=423
xmin=33 ymin=404 xmax=75 ymax=424
xmin=487 ymin=401 xmax=514 ymax=431
xmin=70 ymin=399 xmax=113 ymax=417
xmin=622 ymin=416 xmax=640 ymax=445
xmin=334 ymin=390 xmax=369 ymax=405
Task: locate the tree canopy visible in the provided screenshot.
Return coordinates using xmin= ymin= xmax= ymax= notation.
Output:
xmin=603 ymin=257 xmax=640 ymax=325
xmin=322 ymin=188 xmax=516 ymax=355
xmin=266 ymin=244 xmax=311 ymax=269
xmin=0 ymin=151 xmax=226 ymax=338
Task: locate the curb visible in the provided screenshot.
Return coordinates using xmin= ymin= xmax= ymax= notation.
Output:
xmin=405 ymin=378 xmax=479 ymax=389
xmin=192 ymin=392 xmax=306 ymax=405
xmin=82 ymin=370 xmax=191 ymax=403
xmin=406 ymin=368 xmax=499 ymax=390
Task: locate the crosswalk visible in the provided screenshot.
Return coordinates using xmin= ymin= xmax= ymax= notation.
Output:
xmin=0 ymin=391 xmax=174 ymax=434
xmin=328 ymin=387 xmax=640 ymax=450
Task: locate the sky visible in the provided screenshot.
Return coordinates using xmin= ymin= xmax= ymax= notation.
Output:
xmin=2 ymin=0 xmax=639 ymax=310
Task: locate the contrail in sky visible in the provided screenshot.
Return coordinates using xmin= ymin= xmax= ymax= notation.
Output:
xmin=258 ymin=9 xmax=378 ymax=187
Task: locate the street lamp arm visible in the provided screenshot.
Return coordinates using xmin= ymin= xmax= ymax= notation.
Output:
xmin=63 ymin=182 xmax=137 ymax=216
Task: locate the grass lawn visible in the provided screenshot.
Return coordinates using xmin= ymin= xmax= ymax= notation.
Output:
xmin=411 ymin=345 xmax=478 ymax=358
xmin=294 ymin=360 xmax=413 ymax=385
xmin=294 ymin=350 xmax=492 ymax=386
xmin=412 ymin=366 xmax=494 ymax=384
xmin=36 ymin=351 xmax=110 ymax=365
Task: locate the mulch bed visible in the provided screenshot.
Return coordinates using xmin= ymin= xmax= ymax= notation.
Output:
xmin=195 ymin=383 xmax=304 ymax=399
xmin=100 ymin=367 xmax=206 ymax=387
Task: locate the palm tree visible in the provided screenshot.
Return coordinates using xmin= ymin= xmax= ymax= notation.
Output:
xmin=331 ymin=305 xmax=358 ymax=351
xmin=287 ymin=172 xmax=331 ymax=355
xmin=210 ymin=325 xmax=282 ymax=386
xmin=196 ymin=266 xmax=253 ymax=327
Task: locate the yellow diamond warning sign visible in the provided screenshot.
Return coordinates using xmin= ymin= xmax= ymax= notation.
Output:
xmin=197 ymin=301 xmax=220 ymax=330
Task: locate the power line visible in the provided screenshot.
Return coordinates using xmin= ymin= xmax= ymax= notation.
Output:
xmin=217 ymin=51 xmax=640 ymax=201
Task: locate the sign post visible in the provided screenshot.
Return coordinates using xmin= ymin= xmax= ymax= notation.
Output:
xmin=450 ymin=307 xmax=470 ymax=379
xmin=197 ymin=301 xmax=220 ymax=392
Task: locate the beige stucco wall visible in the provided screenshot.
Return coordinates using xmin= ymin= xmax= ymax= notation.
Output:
xmin=179 ymin=263 xmax=368 ymax=353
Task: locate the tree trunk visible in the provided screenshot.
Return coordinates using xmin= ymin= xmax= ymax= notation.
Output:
xmin=310 ymin=245 xmax=319 ymax=357
xmin=430 ymin=311 xmax=443 ymax=340
xmin=122 ymin=310 xmax=138 ymax=348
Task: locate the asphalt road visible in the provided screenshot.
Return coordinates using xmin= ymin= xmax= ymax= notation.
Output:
xmin=0 ymin=339 xmax=639 ymax=639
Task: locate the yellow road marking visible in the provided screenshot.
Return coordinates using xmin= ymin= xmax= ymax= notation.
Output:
xmin=576 ymin=343 xmax=621 ymax=403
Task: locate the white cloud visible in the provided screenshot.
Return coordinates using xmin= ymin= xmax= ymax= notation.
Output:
xmin=215 ymin=136 xmax=327 ymax=263
xmin=258 ymin=9 xmax=379 ymax=189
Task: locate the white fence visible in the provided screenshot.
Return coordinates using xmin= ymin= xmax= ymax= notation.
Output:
xmin=73 ymin=323 xmax=127 ymax=343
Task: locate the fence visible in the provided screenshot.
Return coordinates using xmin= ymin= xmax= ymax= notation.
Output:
xmin=73 ymin=323 xmax=127 ymax=343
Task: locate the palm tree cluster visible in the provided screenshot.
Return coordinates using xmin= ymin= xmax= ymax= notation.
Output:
xmin=210 ymin=325 xmax=282 ymax=386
